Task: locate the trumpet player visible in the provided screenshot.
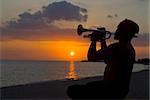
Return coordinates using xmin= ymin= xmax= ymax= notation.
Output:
xmin=67 ymin=19 xmax=139 ymax=99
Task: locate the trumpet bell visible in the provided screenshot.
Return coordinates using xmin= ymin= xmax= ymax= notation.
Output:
xmin=77 ymin=24 xmax=84 ymax=35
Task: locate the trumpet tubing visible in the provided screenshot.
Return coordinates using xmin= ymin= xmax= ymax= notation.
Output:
xmin=77 ymin=24 xmax=107 ymax=35
xmin=77 ymin=24 xmax=112 ymax=40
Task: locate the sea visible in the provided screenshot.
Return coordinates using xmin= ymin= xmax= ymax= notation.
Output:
xmin=0 ymin=60 xmax=149 ymax=88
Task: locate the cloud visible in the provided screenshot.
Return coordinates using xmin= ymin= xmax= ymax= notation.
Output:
xmin=132 ymin=33 xmax=149 ymax=47
xmin=42 ymin=1 xmax=88 ymax=22
xmin=106 ymin=33 xmax=149 ymax=47
xmin=1 ymin=1 xmax=88 ymax=41
xmin=107 ymin=15 xmax=113 ymax=19
xmin=114 ymin=14 xmax=118 ymax=17
xmin=107 ymin=14 xmax=118 ymax=19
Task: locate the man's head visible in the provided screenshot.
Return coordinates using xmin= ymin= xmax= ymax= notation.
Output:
xmin=114 ymin=19 xmax=139 ymax=41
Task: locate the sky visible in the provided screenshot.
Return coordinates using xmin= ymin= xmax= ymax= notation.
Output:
xmin=0 ymin=0 xmax=149 ymax=61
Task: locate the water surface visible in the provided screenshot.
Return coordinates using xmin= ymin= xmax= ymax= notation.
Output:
xmin=0 ymin=61 xmax=148 ymax=87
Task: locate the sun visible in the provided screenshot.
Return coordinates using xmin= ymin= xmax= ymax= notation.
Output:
xmin=70 ymin=51 xmax=75 ymax=57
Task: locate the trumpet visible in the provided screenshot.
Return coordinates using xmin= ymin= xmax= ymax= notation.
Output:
xmin=77 ymin=24 xmax=112 ymax=40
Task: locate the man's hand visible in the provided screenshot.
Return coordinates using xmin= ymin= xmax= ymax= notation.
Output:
xmin=90 ymin=31 xmax=106 ymax=42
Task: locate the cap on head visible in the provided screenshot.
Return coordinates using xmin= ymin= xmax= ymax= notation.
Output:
xmin=118 ymin=19 xmax=139 ymax=38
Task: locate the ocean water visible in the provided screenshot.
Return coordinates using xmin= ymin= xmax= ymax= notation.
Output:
xmin=0 ymin=61 xmax=149 ymax=87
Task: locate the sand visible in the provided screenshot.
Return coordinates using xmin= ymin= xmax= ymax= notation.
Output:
xmin=1 ymin=69 xmax=149 ymax=100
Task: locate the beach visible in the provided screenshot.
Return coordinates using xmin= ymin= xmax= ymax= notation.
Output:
xmin=1 ymin=69 xmax=149 ymax=100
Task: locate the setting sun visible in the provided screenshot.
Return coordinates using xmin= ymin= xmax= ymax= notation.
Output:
xmin=70 ymin=51 xmax=75 ymax=57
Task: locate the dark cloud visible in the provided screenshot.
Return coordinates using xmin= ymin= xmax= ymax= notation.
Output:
xmin=132 ymin=33 xmax=149 ymax=47
xmin=107 ymin=14 xmax=118 ymax=19
xmin=107 ymin=15 xmax=113 ymax=18
xmin=1 ymin=1 xmax=88 ymax=41
xmin=1 ymin=24 xmax=80 ymax=41
xmin=114 ymin=14 xmax=118 ymax=17
xmin=42 ymin=1 xmax=88 ymax=22
xmin=106 ymin=33 xmax=149 ymax=47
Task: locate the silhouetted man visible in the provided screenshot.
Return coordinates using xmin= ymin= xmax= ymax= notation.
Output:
xmin=67 ymin=19 xmax=139 ymax=99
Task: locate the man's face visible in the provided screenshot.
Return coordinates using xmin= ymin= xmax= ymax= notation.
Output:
xmin=114 ymin=25 xmax=122 ymax=40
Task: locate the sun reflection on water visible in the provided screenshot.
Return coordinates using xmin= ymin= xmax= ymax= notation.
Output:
xmin=66 ymin=61 xmax=79 ymax=80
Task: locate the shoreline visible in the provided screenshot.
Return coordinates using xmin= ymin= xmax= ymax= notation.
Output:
xmin=1 ymin=75 xmax=103 ymax=88
xmin=1 ymin=69 xmax=149 ymax=99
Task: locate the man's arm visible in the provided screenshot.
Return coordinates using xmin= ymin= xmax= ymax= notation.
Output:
xmin=96 ymin=40 xmax=108 ymax=60
xmin=100 ymin=40 xmax=107 ymax=50
xmin=87 ymin=41 xmax=96 ymax=61
xmin=87 ymin=39 xmax=108 ymax=61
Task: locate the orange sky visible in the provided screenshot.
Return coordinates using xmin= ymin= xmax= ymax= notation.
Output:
xmin=1 ymin=40 xmax=149 ymax=61
xmin=1 ymin=40 xmax=88 ymax=61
